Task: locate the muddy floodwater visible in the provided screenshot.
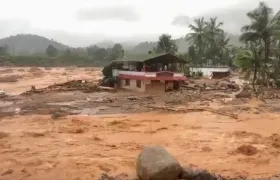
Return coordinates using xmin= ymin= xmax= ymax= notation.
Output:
xmin=1 ymin=67 xmax=280 ymax=180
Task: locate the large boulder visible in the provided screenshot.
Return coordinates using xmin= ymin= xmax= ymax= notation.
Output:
xmin=136 ymin=146 xmax=181 ymax=180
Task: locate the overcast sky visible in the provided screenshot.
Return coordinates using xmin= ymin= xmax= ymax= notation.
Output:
xmin=0 ymin=0 xmax=279 ymax=46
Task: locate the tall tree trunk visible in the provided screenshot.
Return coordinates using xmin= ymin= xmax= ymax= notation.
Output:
xmin=252 ymin=62 xmax=257 ymax=93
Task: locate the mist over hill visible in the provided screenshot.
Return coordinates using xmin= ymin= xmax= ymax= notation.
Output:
xmin=0 ymin=33 xmax=242 ymax=55
xmin=0 ymin=34 xmax=69 ymax=55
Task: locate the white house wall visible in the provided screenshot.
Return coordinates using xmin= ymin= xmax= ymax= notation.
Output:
xmin=190 ymin=67 xmax=230 ymax=77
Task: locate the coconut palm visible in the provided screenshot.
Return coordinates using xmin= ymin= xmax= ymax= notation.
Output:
xmin=186 ymin=18 xmax=208 ymax=55
xmin=240 ymin=2 xmax=273 ymax=63
xmin=206 ymin=17 xmax=224 ymax=46
xmin=235 ymin=42 xmax=262 ymax=91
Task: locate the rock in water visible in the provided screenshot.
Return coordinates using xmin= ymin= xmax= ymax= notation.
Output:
xmin=136 ymin=146 xmax=181 ymax=180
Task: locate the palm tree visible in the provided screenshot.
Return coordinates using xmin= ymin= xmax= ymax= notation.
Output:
xmin=206 ymin=17 xmax=224 ymax=45
xmin=186 ymin=18 xmax=208 ymax=62
xmin=186 ymin=18 xmax=209 ymax=66
xmin=235 ymin=42 xmax=262 ymax=92
xmin=240 ymin=2 xmax=273 ymax=64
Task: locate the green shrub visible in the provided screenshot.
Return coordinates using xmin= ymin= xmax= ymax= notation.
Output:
xmin=275 ymin=80 xmax=280 ymax=88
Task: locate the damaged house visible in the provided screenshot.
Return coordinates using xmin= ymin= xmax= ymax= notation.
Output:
xmin=112 ymin=53 xmax=187 ymax=92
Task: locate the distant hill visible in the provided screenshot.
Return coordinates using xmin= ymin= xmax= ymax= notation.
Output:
xmin=0 ymin=34 xmax=69 ymax=55
xmin=0 ymin=33 xmax=242 ymax=56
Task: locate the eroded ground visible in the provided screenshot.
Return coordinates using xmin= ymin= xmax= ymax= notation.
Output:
xmin=1 ymin=67 xmax=280 ymax=180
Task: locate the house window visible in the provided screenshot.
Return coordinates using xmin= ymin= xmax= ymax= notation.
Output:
xmin=125 ymin=79 xmax=130 ymax=86
xmin=136 ymin=80 xmax=141 ymax=88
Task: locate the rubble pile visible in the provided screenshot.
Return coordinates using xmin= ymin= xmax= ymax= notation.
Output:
xmin=21 ymin=80 xmax=115 ymax=95
xmin=183 ymin=79 xmax=240 ymax=92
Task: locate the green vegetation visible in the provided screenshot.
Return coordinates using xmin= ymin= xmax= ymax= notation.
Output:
xmin=153 ymin=34 xmax=178 ymax=55
xmin=46 ymin=45 xmax=58 ymax=57
xmin=234 ymin=2 xmax=280 ymax=94
xmin=186 ymin=17 xmax=233 ymax=67
xmin=0 ymin=39 xmax=125 ymax=67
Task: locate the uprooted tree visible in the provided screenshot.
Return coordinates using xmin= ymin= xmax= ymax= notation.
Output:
xmin=101 ymin=62 xmax=122 ymax=87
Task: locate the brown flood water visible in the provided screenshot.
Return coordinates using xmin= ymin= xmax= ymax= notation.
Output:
xmin=0 ymin=67 xmax=280 ymax=180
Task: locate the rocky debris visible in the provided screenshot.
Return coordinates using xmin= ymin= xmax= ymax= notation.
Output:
xmin=235 ymin=89 xmax=251 ymax=98
xmin=92 ymin=97 xmax=114 ymax=103
xmin=127 ymin=96 xmax=139 ymax=101
xmin=0 ymin=90 xmax=7 ymax=98
xmin=183 ymin=79 xmax=240 ymax=92
xmin=136 ymin=146 xmax=181 ymax=180
xmin=216 ymin=81 xmax=240 ymax=91
xmin=99 ymin=173 xmax=136 ymax=180
xmin=51 ymin=111 xmax=67 ymax=120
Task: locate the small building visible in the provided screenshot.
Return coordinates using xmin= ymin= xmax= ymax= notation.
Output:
xmin=112 ymin=53 xmax=187 ymax=93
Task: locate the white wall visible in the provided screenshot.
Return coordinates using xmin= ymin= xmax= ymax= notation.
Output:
xmin=190 ymin=67 xmax=230 ymax=77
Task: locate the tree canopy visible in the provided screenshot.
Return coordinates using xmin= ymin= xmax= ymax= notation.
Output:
xmin=46 ymin=45 xmax=58 ymax=57
xmin=234 ymin=2 xmax=280 ymax=93
xmin=186 ymin=17 xmax=232 ymax=67
xmin=154 ymin=34 xmax=178 ymax=55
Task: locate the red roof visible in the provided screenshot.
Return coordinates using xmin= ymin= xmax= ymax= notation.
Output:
xmin=119 ymin=74 xmax=187 ymax=81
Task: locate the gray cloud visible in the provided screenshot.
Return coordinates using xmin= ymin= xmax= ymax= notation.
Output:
xmin=171 ymin=15 xmax=191 ymax=27
xmin=194 ymin=0 xmax=280 ymax=34
xmin=171 ymin=0 xmax=280 ymax=34
xmin=77 ymin=6 xmax=140 ymax=22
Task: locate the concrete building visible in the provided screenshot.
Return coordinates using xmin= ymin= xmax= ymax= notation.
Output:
xmin=112 ymin=53 xmax=187 ymax=93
